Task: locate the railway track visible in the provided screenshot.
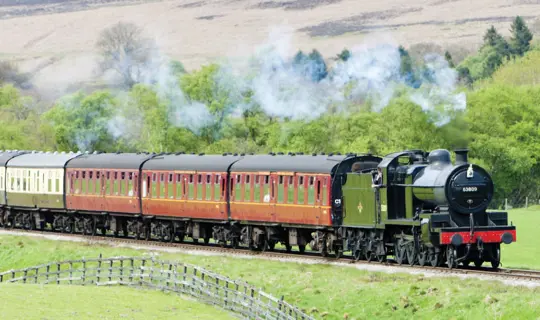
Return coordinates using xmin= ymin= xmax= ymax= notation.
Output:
xmin=2 ymin=228 xmax=540 ymax=285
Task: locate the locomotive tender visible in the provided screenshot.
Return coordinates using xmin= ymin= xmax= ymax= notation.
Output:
xmin=0 ymin=148 xmax=516 ymax=268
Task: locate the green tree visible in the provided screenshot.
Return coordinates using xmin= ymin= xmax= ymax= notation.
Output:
xmin=307 ymin=49 xmax=328 ymax=82
xmin=43 ymin=91 xmax=117 ymax=152
xmin=336 ymin=48 xmax=351 ymax=61
xmin=510 ymin=16 xmax=533 ymax=56
xmin=444 ymin=51 xmax=455 ymax=68
xmin=466 ymin=84 xmax=540 ymax=205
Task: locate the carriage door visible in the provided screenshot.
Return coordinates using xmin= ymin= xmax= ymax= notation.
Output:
xmin=269 ymin=173 xmax=278 ymax=222
xmin=315 ymin=176 xmax=331 ymax=225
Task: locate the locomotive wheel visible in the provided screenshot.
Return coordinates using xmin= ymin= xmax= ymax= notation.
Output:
xmin=365 ymin=251 xmax=374 ymax=262
xmin=417 ymin=246 xmax=428 ymax=266
xmin=474 ymin=259 xmax=483 ymax=267
xmin=268 ymin=240 xmax=276 ymax=251
xmin=491 ymin=246 xmax=501 ymax=269
xmin=203 ymin=237 xmax=210 ymax=245
xmin=406 ymin=244 xmax=417 ymax=266
xmin=230 ymin=238 xmax=239 ymax=249
xmin=429 ymin=249 xmax=441 ymax=267
xmin=446 ymin=246 xmax=457 ymax=269
xmin=298 ymin=245 xmax=305 ymax=253
xmin=395 ymin=239 xmax=407 ymax=265
xmin=260 ymin=240 xmax=268 ymax=252
xmin=353 ymin=248 xmax=362 ymax=261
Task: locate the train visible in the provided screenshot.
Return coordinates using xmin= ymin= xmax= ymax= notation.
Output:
xmin=0 ymin=148 xmax=516 ymax=269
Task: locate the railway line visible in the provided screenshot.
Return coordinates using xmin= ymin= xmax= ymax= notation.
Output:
xmin=1 ymin=228 xmax=539 ymax=286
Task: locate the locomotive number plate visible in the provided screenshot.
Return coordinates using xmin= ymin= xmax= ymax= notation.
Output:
xmin=462 ymin=187 xmax=478 ymax=192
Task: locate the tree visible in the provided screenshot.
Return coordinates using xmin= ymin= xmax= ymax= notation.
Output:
xmin=292 ymin=49 xmax=328 ymax=82
xmin=398 ymin=46 xmax=418 ymax=87
xmin=96 ymin=22 xmax=154 ymax=89
xmin=336 ymin=48 xmax=351 ymax=61
xmin=510 ymin=16 xmax=533 ymax=56
xmin=43 ymin=91 xmax=117 ymax=152
xmin=483 ymin=26 xmax=505 ymax=47
xmin=307 ymin=50 xmax=328 ymax=82
xmin=444 ymin=51 xmax=455 ymax=68
xmin=456 ymin=66 xmax=473 ymax=87
xmin=0 ymin=61 xmax=31 ymax=89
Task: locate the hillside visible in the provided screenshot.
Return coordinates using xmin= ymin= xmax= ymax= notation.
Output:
xmin=1 ymin=0 xmax=540 ymax=99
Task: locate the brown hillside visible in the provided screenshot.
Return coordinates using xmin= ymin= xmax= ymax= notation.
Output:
xmin=1 ymin=0 xmax=539 ymax=100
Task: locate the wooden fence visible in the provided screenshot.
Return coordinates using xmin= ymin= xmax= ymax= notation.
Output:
xmin=0 ymin=255 xmax=314 ymax=320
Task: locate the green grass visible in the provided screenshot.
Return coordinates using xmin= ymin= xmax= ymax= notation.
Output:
xmin=0 ymin=283 xmax=235 ymax=320
xmin=0 ymin=234 xmax=539 ymax=320
xmin=502 ymin=207 xmax=540 ymax=269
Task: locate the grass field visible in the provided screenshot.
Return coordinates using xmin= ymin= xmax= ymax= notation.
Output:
xmin=502 ymin=207 xmax=540 ymax=270
xmin=1 ymin=208 xmax=540 ymax=320
xmin=0 ymin=283 xmax=235 ymax=320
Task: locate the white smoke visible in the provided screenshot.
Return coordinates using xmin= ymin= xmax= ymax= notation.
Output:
xmin=102 ymin=24 xmax=467 ymax=148
xmin=212 ymin=28 xmax=466 ymax=125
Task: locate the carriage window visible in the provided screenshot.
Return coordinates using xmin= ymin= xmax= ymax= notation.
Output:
xmin=214 ymin=175 xmax=221 ymax=201
xmin=112 ymin=172 xmax=119 ymax=195
xmin=22 ymin=170 xmax=27 ymax=192
xmin=152 ymin=173 xmax=157 ymax=198
xmin=287 ymin=176 xmax=294 ymax=204
xmin=160 ymin=173 xmax=166 ymax=199
xmin=277 ymin=175 xmax=284 ymax=203
xmin=196 ymin=174 xmax=203 ymax=200
xmin=88 ymin=171 xmax=95 ymax=195
xmin=206 ymin=174 xmax=212 ymax=200
xmin=120 ymin=172 xmax=126 ymax=196
xmin=214 ymin=174 xmax=221 ymax=201
xmin=95 ymin=171 xmax=101 ymax=194
xmin=55 ymin=171 xmax=60 ymax=193
xmin=235 ymin=175 xmax=242 ymax=201
xmin=81 ymin=171 xmax=87 ymax=194
xmin=254 ymin=175 xmax=261 ymax=202
xmin=307 ymin=176 xmax=315 ymax=205
xmin=168 ymin=173 xmax=174 ymax=199
xmin=176 ymin=174 xmax=182 ymax=199
xmin=297 ymin=175 xmax=305 ymax=204
xmin=35 ymin=171 xmax=39 ymax=193
xmin=188 ymin=175 xmax=194 ymax=200
xmin=128 ymin=172 xmax=134 ymax=196
xmin=244 ymin=174 xmax=251 ymax=202
xmin=105 ymin=171 xmax=111 ymax=195
xmin=262 ymin=175 xmax=270 ymax=202
xmin=317 ymin=180 xmax=321 ymax=200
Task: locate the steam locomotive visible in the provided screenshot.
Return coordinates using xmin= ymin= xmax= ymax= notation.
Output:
xmin=0 ymin=148 xmax=515 ymax=269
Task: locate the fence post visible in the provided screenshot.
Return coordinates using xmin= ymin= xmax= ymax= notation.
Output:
xmin=69 ymin=262 xmax=73 ymax=285
xmin=97 ymin=258 xmax=102 ymax=284
xmin=82 ymin=258 xmax=86 ymax=285
xmin=56 ymin=263 xmax=60 ymax=284
xmin=526 ymin=197 xmax=528 ymax=208
xmin=505 ymin=198 xmax=508 ymax=210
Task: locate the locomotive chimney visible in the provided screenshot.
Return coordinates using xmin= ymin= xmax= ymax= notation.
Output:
xmin=455 ymin=148 xmax=469 ymax=165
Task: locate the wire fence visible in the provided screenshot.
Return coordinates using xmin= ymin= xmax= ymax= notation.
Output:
xmin=492 ymin=197 xmax=540 ymax=210
xmin=0 ymin=255 xmax=313 ymax=320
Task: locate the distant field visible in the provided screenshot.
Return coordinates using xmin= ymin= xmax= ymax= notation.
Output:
xmin=1 ymin=0 xmax=540 ymax=100
xmin=0 ymin=225 xmax=539 ymax=320
xmin=0 ymin=283 xmax=234 ymax=320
